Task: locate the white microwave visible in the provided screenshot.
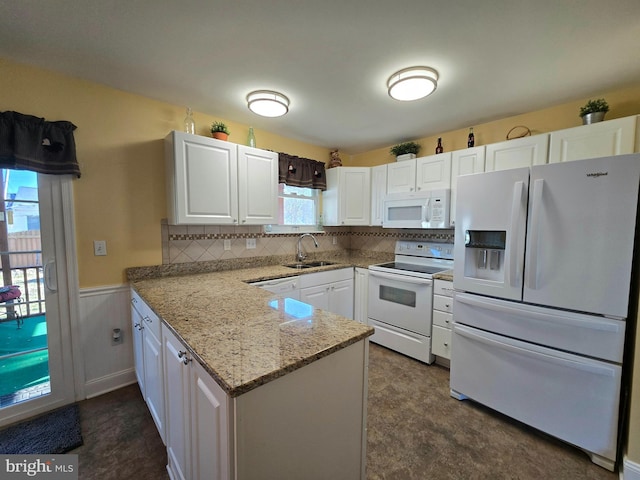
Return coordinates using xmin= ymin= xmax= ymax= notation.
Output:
xmin=383 ymin=190 xmax=450 ymax=229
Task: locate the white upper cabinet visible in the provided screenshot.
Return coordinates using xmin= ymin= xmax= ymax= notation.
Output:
xmin=387 ymin=153 xmax=452 ymax=193
xmin=386 ymin=159 xmax=416 ymax=193
xmin=450 ymin=146 xmax=486 ymax=227
xmin=548 ymin=116 xmax=638 ymax=163
xmin=237 ymin=145 xmax=279 ymax=225
xmin=165 ymin=131 xmax=277 ymax=225
xmin=370 ymin=164 xmax=387 ymax=226
xmin=416 ymin=153 xmax=452 ymax=190
xmin=323 ymin=167 xmax=371 ymax=226
xmin=485 ymin=134 xmax=549 ymax=172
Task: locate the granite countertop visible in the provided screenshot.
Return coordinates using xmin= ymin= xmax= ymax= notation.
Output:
xmin=433 ymin=269 xmax=454 ymax=282
xmin=129 ymin=253 xmax=389 ymax=398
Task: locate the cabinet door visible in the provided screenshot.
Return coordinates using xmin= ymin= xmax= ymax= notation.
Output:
xmin=370 ymin=165 xmax=387 ymax=226
xmin=341 ymin=168 xmax=371 ymax=225
xmin=166 ymin=131 xmax=238 ymax=225
xmin=354 ymin=268 xmax=369 ymax=323
xmin=163 ymin=325 xmax=191 ymax=480
xmin=330 ymin=279 xmax=355 ymax=320
xmin=416 ymin=152 xmax=452 ymax=191
xmin=238 ymin=146 xmax=278 ymax=225
xmin=387 ymin=159 xmax=417 ymax=193
xmin=485 ymin=134 xmax=549 ymax=172
xmin=190 ymin=358 xmax=231 ymax=480
xmin=300 ymin=284 xmax=331 ymax=311
xmin=450 ymin=146 xmax=486 ymax=226
xmin=143 ymin=328 xmax=165 ymax=443
xmin=131 ymin=303 xmax=145 ymax=394
xmin=431 ymin=325 xmax=451 ymax=359
xmin=548 ymin=116 xmax=637 ymax=163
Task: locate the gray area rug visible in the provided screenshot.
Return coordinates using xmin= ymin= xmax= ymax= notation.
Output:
xmin=0 ymin=404 xmax=83 ymax=454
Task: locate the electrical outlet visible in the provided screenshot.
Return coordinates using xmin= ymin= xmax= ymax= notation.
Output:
xmin=94 ymin=240 xmax=107 ymax=256
xmin=111 ymin=328 xmax=123 ymax=346
xmin=246 ymin=238 xmax=257 ymax=249
xmin=223 ymin=239 xmax=231 ymax=251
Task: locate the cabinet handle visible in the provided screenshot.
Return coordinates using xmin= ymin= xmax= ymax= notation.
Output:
xmin=144 ymin=315 xmax=152 ymax=323
xmin=242 ymin=219 xmax=246 ymax=223
xmin=178 ymin=350 xmax=187 ymax=359
xmin=183 ymin=357 xmax=192 ymax=365
xmin=444 ymin=342 xmax=449 ymax=347
xmin=134 ymin=322 xmax=143 ymax=331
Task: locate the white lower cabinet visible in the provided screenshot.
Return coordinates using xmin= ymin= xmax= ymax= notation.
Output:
xmin=431 ymin=279 xmax=454 ymax=365
xmin=299 ymin=268 xmax=354 ymax=319
xmin=163 ymin=322 xmax=369 ymax=480
xmin=163 ymin=324 xmax=230 ymax=480
xmin=131 ymin=289 xmax=165 ymax=443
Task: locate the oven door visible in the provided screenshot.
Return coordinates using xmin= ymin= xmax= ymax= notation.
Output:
xmin=367 ymin=269 xmax=433 ymax=335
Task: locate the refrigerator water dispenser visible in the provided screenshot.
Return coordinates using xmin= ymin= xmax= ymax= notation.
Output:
xmin=465 ymin=230 xmax=506 ymax=281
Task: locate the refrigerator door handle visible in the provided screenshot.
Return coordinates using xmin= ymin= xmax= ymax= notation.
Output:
xmin=507 ymin=181 xmax=525 ymax=287
xmin=526 ymin=178 xmax=545 ymax=290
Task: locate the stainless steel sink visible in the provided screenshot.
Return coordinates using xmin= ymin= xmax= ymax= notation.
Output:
xmin=283 ymin=261 xmax=335 ymax=269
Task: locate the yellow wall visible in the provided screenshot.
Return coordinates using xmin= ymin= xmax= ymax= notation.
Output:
xmin=346 ymin=84 xmax=640 ymax=167
xmin=1 ymin=57 xmax=331 ymax=287
xmin=4 ymin=56 xmax=640 ymax=465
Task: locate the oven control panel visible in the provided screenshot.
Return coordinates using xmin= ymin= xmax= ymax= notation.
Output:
xmin=395 ymin=241 xmax=454 ymax=260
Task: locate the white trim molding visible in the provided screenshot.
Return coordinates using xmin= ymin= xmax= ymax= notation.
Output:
xmin=79 ymin=284 xmax=134 ymax=398
xmin=623 ymin=455 xmax=640 ymax=480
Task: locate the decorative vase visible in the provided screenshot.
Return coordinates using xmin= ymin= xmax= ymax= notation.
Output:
xmin=582 ymin=111 xmax=606 ymax=125
xmin=212 ymin=132 xmax=229 ymax=141
xmin=396 ymin=153 xmax=417 ymax=162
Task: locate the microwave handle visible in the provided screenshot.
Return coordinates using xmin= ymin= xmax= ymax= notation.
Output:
xmin=424 ymin=198 xmax=431 ymax=223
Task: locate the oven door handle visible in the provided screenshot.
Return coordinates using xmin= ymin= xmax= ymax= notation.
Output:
xmin=368 ymin=270 xmax=433 ymax=286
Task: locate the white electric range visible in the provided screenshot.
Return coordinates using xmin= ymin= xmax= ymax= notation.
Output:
xmin=368 ymin=240 xmax=454 ymax=363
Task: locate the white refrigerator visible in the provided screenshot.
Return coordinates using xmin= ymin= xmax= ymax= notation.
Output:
xmin=451 ymin=153 xmax=640 ymax=471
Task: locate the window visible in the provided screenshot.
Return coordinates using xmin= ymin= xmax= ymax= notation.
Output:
xmin=265 ymin=184 xmax=322 ymax=234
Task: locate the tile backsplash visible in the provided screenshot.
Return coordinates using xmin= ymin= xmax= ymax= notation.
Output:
xmin=162 ymin=222 xmax=454 ymax=265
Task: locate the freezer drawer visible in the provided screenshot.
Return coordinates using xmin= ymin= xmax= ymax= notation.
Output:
xmin=450 ymin=323 xmax=621 ymax=468
xmin=454 ymin=292 xmax=625 ymax=363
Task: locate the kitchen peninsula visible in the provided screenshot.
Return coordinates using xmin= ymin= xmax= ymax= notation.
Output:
xmin=128 ymin=260 xmax=375 ymax=480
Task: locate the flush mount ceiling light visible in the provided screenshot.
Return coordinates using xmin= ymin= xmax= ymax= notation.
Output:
xmin=387 ymin=67 xmax=438 ymax=101
xmin=246 ymin=90 xmax=290 ymax=117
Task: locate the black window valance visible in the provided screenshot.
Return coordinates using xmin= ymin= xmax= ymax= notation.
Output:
xmin=278 ymin=152 xmax=326 ymax=191
xmin=0 ymin=111 xmax=80 ymax=178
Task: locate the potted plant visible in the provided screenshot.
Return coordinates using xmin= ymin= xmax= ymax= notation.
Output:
xmin=579 ymin=98 xmax=609 ymax=125
xmin=211 ymin=121 xmax=230 ymax=140
xmin=390 ymin=141 xmax=421 ymax=161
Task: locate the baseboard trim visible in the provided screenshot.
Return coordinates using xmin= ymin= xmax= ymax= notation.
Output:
xmin=84 ymin=368 xmax=137 ymax=399
xmin=623 ymin=455 xmax=640 ymax=480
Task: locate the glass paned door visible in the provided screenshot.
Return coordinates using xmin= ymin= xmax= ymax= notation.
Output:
xmin=0 ymin=170 xmax=76 ymax=422
xmin=0 ymin=170 xmax=50 ymax=405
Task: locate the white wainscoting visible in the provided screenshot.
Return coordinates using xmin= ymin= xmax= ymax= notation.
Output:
xmin=624 ymin=456 xmax=640 ymax=480
xmin=79 ymin=284 xmax=136 ymax=398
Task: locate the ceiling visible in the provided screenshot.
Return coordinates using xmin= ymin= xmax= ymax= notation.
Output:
xmin=1 ymin=0 xmax=640 ymax=154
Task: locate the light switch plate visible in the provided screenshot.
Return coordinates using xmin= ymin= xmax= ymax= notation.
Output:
xmin=224 ymin=239 xmax=231 ymax=251
xmin=94 ymin=240 xmax=107 ymax=256
xmin=246 ymin=238 xmax=257 ymax=249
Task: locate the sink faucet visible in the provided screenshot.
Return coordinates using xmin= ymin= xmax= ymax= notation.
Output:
xmin=296 ymin=233 xmax=318 ymax=262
